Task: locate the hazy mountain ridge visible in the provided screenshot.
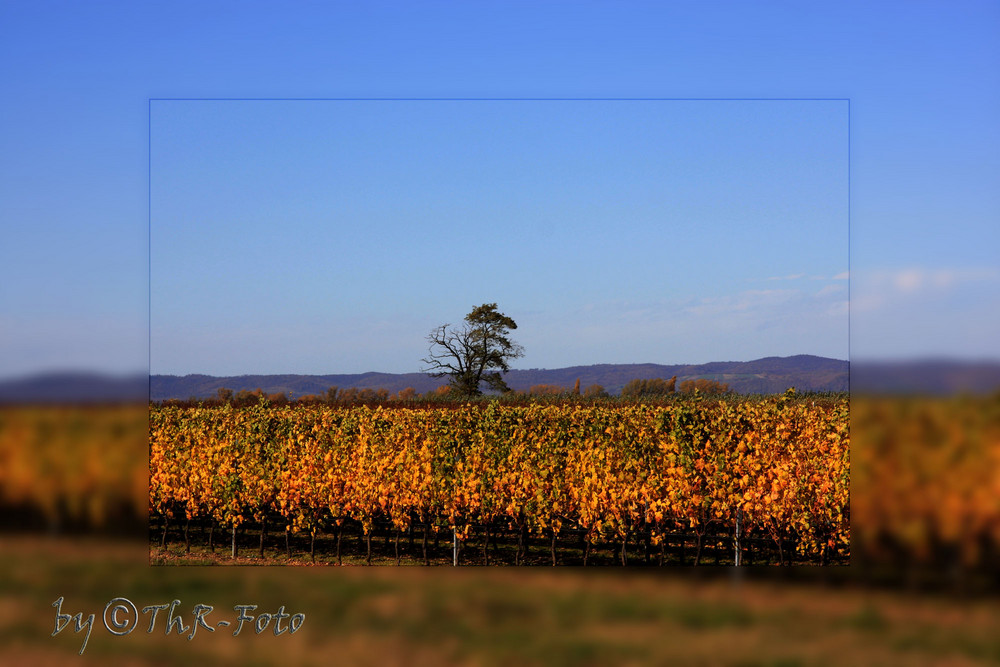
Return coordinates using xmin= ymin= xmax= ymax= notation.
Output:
xmin=11 ymin=357 xmax=1000 ymax=403
xmin=147 ymin=355 xmax=849 ymax=401
xmin=850 ymin=359 xmax=1000 ymax=395
xmin=0 ymin=372 xmax=148 ymax=403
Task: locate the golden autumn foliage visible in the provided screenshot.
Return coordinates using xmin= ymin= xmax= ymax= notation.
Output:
xmin=0 ymin=406 xmax=147 ymax=531
xmin=851 ymin=393 xmax=1000 ymax=569
xmin=9 ymin=393 xmax=1000 ymax=571
xmin=149 ymin=395 xmax=849 ymax=563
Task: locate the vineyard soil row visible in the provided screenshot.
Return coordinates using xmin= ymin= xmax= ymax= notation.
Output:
xmin=151 ymin=514 xmax=836 ymax=567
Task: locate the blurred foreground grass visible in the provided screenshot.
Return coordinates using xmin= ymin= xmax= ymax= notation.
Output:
xmin=5 ymin=534 xmax=1000 ymax=665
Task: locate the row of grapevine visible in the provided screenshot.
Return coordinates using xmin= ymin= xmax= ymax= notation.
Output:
xmin=851 ymin=393 xmax=1000 ymax=570
xmin=149 ymin=394 xmax=849 ymax=564
xmin=0 ymin=406 xmax=147 ymax=532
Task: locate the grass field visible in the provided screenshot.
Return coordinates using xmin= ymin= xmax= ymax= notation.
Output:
xmin=8 ymin=535 xmax=1000 ymax=666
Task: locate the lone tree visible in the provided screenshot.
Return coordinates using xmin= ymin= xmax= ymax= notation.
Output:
xmin=422 ymin=303 xmax=524 ymax=397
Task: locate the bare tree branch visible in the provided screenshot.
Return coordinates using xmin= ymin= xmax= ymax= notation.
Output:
xmin=420 ymin=304 xmax=523 ymax=397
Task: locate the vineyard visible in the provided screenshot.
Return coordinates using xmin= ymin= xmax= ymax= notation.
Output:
xmin=149 ymin=392 xmax=849 ymax=566
xmin=5 ymin=393 xmax=999 ymax=573
xmin=0 ymin=405 xmax=147 ymax=533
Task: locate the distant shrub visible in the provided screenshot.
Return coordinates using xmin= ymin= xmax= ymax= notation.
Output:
xmin=422 ymin=385 xmax=455 ymax=400
xmin=529 ymin=384 xmax=566 ymax=396
xmin=234 ymin=389 xmax=264 ymax=407
xmin=621 ymin=376 xmax=677 ymax=397
xmin=678 ymin=378 xmax=731 ymax=395
xmin=267 ymin=392 xmax=289 ymax=406
xmin=394 ymin=387 xmax=417 ymax=401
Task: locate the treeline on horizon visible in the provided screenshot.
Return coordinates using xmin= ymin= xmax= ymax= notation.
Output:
xmin=152 ymin=376 xmax=844 ymax=409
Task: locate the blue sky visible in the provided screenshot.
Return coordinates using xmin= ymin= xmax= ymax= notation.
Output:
xmin=2 ymin=2 xmax=998 ymax=377
xmin=151 ymin=99 xmax=847 ymax=374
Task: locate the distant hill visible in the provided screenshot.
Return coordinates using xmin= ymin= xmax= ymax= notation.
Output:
xmin=0 ymin=372 xmax=147 ymax=403
xmin=147 ymin=355 xmax=849 ymax=401
xmin=506 ymin=355 xmax=849 ymax=396
xmin=7 ymin=356 xmax=1000 ymax=403
xmin=850 ymin=358 xmax=1000 ymax=395
xmin=150 ymin=371 xmax=441 ymax=402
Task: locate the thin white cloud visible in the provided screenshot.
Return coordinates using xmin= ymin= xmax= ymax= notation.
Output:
xmin=682 ymin=288 xmax=827 ymax=319
xmin=826 ymin=300 xmax=849 ymax=317
xmin=815 ymin=284 xmax=844 ymax=297
xmin=807 ymin=272 xmax=848 ymax=280
xmin=866 ymin=267 xmax=999 ymax=296
xmin=848 ymin=265 xmax=1000 ymax=358
xmin=762 ymin=272 xmax=849 ymax=282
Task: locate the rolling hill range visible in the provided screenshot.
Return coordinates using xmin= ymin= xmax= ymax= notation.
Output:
xmin=7 ymin=356 xmax=1000 ymax=403
xmin=148 ymin=355 xmax=849 ymax=401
